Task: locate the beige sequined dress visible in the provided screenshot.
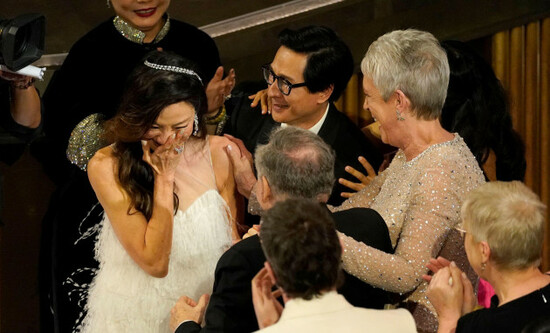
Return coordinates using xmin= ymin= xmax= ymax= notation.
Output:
xmin=332 ymin=134 xmax=485 ymax=332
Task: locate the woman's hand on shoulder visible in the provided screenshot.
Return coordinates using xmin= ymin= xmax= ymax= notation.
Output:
xmin=209 ymin=135 xmax=234 ymax=177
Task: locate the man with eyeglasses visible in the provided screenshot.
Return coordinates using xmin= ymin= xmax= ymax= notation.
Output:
xmin=224 ymin=25 xmax=383 ymax=207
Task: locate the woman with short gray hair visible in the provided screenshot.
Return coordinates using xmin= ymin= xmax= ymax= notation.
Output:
xmin=332 ymin=29 xmax=485 ymax=332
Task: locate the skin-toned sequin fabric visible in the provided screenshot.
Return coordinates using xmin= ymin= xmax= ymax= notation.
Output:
xmin=331 ymin=134 xmax=485 ymax=332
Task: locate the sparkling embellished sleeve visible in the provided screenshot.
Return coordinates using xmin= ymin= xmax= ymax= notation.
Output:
xmin=330 ymin=169 xmax=388 ymax=212
xmin=339 ymin=166 xmax=462 ymax=293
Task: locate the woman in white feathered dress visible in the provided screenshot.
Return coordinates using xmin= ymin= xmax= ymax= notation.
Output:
xmin=78 ymin=50 xmax=241 ymax=332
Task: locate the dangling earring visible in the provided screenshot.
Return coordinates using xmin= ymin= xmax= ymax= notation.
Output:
xmin=396 ymin=109 xmax=405 ymax=121
xmin=106 ymin=0 xmax=111 ymax=8
xmin=192 ymin=113 xmax=199 ymax=136
xmin=481 ymin=262 xmax=486 ymax=271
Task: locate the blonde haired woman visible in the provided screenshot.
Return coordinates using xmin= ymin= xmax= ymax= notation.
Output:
xmin=427 ymin=181 xmax=549 ymax=332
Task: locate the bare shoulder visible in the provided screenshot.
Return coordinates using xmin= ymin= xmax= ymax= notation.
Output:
xmin=87 ymin=146 xmax=117 ymax=185
xmin=208 ymin=135 xmax=232 ymax=166
xmin=208 ymin=135 xmax=233 ymax=187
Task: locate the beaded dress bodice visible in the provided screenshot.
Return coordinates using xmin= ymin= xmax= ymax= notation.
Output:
xmin=333 ymin=134 xmax=485 ymax=332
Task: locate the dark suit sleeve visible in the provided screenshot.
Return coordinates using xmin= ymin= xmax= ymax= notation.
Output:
xmin=333 ymin=208 xmax=393 ymax=309
xmin=179 ymin=238 xmax=262 ymax=333
xmin=176 ymin=321 xmax=202 ymax=333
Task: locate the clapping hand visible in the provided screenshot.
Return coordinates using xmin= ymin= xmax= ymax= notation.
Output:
xmin=169 ymin=294 xmax=210 ymax=331
xmin=425 ymin=260 xmax=476 ymax=322
xmin=252 ymin=266 xmax=284 ymax=329
xmin=141 ymin=130 xmax=188 ymax=179
xmin=422 ymin=256 xmax=452 ymax=283
xmin=339 ymin=156 xmax=376 ymax=198
xmin=206 ymin=66 xmax=236 ymax=113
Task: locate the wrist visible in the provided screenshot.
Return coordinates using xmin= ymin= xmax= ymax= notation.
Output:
xmin=437 ymin=314 xmax=460 ymax=333
xmin=155 ymin=172 xmax=176 ymax=186
xmin=10 ymin=77 xmax=35 ymax=90
xmin=205 ymin=105 xmax=226 ymax=124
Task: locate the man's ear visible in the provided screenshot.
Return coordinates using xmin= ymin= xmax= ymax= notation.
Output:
xmin=260 ymin=175 xmax=273 ymax=207
xmin=316 ymin=84 xmax=334 ymax=104
xmin=264 ymin=261 xmax=277 ymax=285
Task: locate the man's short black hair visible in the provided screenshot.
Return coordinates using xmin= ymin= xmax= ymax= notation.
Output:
xmin=260 ymin=198 xmax=343 ymax=300
xmin=278 ymin=25 xmax=354 ymax=102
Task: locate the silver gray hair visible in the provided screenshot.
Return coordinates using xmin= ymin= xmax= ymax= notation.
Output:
xmin=462 ymin=181 xmax=547 ymax=270
xmin=255 ymin=127 xmax=335 ymax=200
xmin=361 ymin=29 xmax=449 ymax=120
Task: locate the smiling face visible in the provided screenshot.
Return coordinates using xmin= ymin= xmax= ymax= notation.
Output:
xmin=266 ymin=46 xmax=329 ymax=129
xmin=142 ymin=101 xmax=195 ymax=149
xmin=362 ymin=75 xmax=401 ymax=146
xmin=111 ymin=0 xmax=170 ymax=42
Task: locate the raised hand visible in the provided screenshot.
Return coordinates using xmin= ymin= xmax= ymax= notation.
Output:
xmin=426 ymin=262 xmax=464 ymax=332
xmin=422 ymin=256 xmax=452 ymax=283
xmin=141 ymin=130 xmax=188 ymax=179
xmin=169 ymin=294 xmax=210 ymax=331
xmin=252 ymin=266 xmax=284 ymax=329
xmin=206 ymin=66 xmax=236 ymax=113
xmin=249 ymin=89 xmax=271 ymax=115
xmin=339 ymin=156 xmax=376 ymax=198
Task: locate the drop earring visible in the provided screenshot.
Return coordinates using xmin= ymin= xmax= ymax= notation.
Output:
xmin=396 ymin=109 xmax=405 ymax=121
xmin=106 ymin=0 xmax=111 ymax=8
xmin=192 ymin=113 xmax=199 ymax=136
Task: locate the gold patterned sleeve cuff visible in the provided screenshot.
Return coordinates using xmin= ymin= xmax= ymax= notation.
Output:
xmin=66 ymin=113 xmax=108 ymax=171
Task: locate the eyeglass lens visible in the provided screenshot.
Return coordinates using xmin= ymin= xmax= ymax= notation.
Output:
xmin=262 ymin=66 xmax=292 ymax=95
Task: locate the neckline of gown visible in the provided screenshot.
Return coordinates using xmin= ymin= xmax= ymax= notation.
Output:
xmin=175 ymin=189 xmax=220 ymax=218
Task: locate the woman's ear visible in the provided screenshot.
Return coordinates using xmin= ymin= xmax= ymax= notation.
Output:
xmin=479 ymin=241 xmax=491 ymax=264
xmin=394 ymin=89 xmax=412 ymax=115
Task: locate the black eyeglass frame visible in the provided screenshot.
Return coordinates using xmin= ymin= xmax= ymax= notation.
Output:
xmin=261 ymin=64 xmax=307 ymax=96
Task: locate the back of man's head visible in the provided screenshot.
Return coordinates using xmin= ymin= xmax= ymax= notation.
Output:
xmin=260 ymin=198 xmax=343 ymax=300
xmin=254 ymin=126 xmax=335 ymax=201
xmin=278 ymin=25 xmax=353 ymax=102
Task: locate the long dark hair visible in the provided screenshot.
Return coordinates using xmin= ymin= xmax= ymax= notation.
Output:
xmin=441 ymin=40 xmax=526 ymax=181
xmin=104 ymin=50 xmax=207 ymax=220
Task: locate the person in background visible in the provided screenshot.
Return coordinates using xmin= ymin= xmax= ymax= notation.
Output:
xmin=331 ymin=29 xmax=486 ymax=332
xmin=251 ymin=198 xmax=416 ymax=332
xmin=170 ymin=126 xmax=393 ymax=333
xmin=426 ymin=181 xmax=549 ymax=333
xmin=0 ymin=70 xmax=42 ymax=223
xmin=80 ymin=50 xmax=240 ymax=332
xmin=440 ymin=40 xmax=526 ymax=182
xmin=36 ymin=1 xmax=235 ymax=331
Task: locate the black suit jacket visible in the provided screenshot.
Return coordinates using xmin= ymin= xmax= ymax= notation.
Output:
xmin=225 ymin=98 xmax=383 ymax=206
xmin=176 ymin=208 xmax=393 ymax=333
